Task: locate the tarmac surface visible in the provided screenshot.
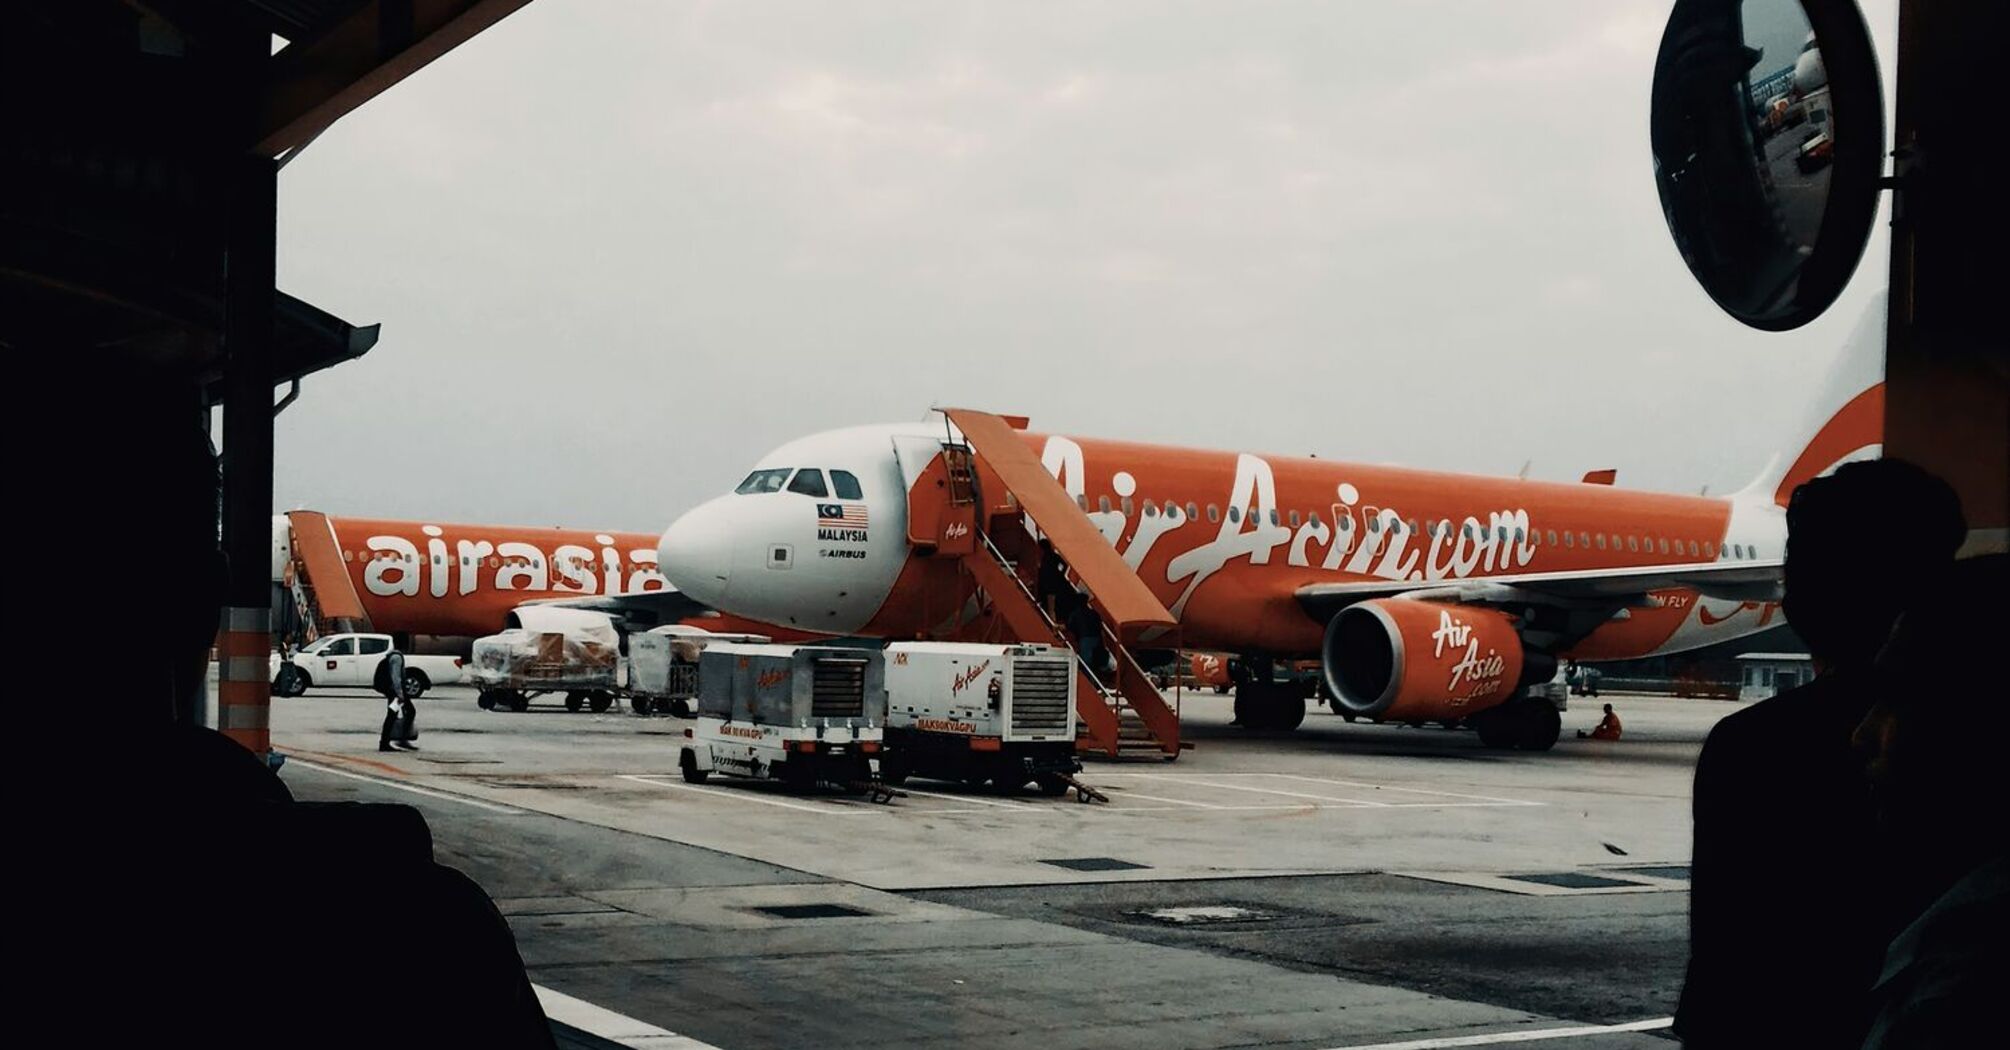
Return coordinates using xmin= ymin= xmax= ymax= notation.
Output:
xmin=272 ymin=686 xmax=1733 ymax=1050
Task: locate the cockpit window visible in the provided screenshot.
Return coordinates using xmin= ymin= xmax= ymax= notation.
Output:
xmin=786 ymin=469 xmax=829 ymax=497
xmin=831 ymin=470 xmax=863 ymax=500
xmin=735 ymin=469 xmax=790 ymax=495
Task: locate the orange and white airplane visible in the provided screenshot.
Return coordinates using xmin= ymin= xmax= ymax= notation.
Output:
xmin=655 ymin=308 xmax=1884 ymax=750
xmin=266 ymin=514 xmax=774 ymax=646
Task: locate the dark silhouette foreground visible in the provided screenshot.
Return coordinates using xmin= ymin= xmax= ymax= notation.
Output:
xmin=41 ymin=371 xmax=552 ymax=1048
xmin=1677 ymin=460 xmax=1966 ymax=1050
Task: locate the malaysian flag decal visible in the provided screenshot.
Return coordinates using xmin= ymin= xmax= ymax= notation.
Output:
xmin=818 ymin=503 xmax=869 ymax=528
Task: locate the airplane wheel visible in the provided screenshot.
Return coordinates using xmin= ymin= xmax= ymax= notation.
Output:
xmin=1472 ymin=706 xmax=1515 ymax=748
xmin=1236 ymin=685 xmax=1306 ymax=731
xmin=564 ymin=692 xmax=586 ymax=713
xmin=1518 ymin=702 xmax=1562 ymax=752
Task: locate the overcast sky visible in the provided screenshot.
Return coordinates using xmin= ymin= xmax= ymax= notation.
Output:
xmin=263 ymin=0 xmax=1898 ymax=531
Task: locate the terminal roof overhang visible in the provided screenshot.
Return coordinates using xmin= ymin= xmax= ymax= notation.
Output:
xmin=1 ymin=0 xmax=529 ymax=384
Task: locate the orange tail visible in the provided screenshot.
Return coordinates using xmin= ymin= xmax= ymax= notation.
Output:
xmin=1745 ymin=293 xmax=1887 ymax=508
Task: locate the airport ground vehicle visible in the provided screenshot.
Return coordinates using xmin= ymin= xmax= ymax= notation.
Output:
xmin=679 ymin=643 xmax=886 ymax=791
xmin=1797 ymin=131 xmax=1834 ymax=172
xmin=469 ymin=621 xmax=758 ymax=714
xmin=880 ymin=642 xmax=1079 ymax=795
xmin=469 ymin=619 xmax=622 ymax=712
xmin=270 ymin=633 xmax=464 ymax=698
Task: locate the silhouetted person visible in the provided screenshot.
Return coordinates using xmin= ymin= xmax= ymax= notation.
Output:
xmin=1676 ymin=460 xmax=1966 ymax=1050
xmin=1578 ymin=703 xmax=1622 ymax=740
xmin=1035 ymin=538 xmax=1070 ymax=620
xmin=1065 ymin=591 xmax=1107 ymax=678
xmin=1855 ymin=555 xmax=2008 ymax=1050
xmin=377 ymin=647 xmax=417 ymax=751
xmin=44 ymin=372 xmax=553 ymax=1048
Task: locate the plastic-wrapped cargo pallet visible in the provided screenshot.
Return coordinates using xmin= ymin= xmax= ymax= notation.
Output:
xmin=469 ymin=607 xmax=622 ymax=691
xmin=469 ymin=629 xmax=620 ymax=689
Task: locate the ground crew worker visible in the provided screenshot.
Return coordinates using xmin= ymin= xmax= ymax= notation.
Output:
xmin=376 ymin=648 xmax=417 ymax=752
xmin=1035 ymin=539 xmax=1069 ymax=620
xmin=1065 ymin=591 xmax=1107 ymax=679
xmin=1578 ymin=703 xmax=1622 ymax=741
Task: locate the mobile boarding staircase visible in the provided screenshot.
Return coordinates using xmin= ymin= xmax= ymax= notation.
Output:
xmin=278 ymin=510 xmax=373 ymax=646
xmin=904 ymin=408 xmax=1184 ymax=759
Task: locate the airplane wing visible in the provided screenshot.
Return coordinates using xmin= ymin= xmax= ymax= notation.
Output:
xmin=511 ymin=589 xmax=715 ymax=632
xmin=1294 ymin=560 xmax=1782 ymax=621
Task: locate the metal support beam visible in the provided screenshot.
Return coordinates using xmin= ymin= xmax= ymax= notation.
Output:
xmin=255 ymin=0 xmax=536 ymax=157
xmin=217 ymin=152 xmax=278 ymax=752
xmin=1886 ymin=1 xmax=2009 ymax=557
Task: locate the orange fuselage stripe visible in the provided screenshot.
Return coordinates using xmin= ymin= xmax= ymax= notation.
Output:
xmin=866 ymin=431 xmax=1738 ymax=659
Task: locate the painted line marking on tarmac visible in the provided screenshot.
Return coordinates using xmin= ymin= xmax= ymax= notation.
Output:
xmin=1320 ymin=1017 xmax=1672 ymax=1049
xmin=621 ymin=774 xmax=1307 ymax=815
xmin=284 ymin=759 xmax=526 ymax=815
xmin=619 ymin=776 xmax=1521 ymax=816
xmin=620 ymin=775 xmax=881 ymax=814
xmin=1265 ymin=773 xmax=1541 ymax=806
xmin=1109 ymin=790 xmax=1235 ymax=810
xmin=622 ymin=776 xmax=1054 ymax=815
xmin=534 ymin=983 xmax=722 ymax=1049
xmin=280 ymin=746 xmax=411 ymax=777
xmin=1123 ymin=774 xmax=1392 ymax=807
xmin=891 ymin=785 xmax=1045 ymax=809
xmin=1094 ymin=771 xmax=1541 ymax=808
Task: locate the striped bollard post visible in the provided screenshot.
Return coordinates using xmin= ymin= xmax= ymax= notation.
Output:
xmin=217 ymin=606 xmax=271 ymax=758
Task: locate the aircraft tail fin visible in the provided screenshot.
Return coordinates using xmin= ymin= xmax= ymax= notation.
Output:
xmin=1739 ymin=293 xmax=1887 ymax=508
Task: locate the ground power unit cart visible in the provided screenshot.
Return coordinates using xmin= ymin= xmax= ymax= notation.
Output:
xmin=679 ymin=643 xmax=887 ymax=792
xmin=881 ymin=641 xmax=1081 ymax=795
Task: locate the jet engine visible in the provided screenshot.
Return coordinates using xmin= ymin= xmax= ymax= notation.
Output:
xmin=1322 ymin=599 xmax=1527 ymax=722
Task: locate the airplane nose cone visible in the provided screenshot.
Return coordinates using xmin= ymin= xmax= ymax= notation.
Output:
xmin=658 ymin=499 xmax=736 ymax=606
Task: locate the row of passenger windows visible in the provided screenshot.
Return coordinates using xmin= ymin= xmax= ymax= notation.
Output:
xmin=341 ymin=550 xmax=630 ymax=570
xmin=1068 ymin=494 xmax=1763 ymax=561
xmin=736 ymin=467 xmax=864 ymax=500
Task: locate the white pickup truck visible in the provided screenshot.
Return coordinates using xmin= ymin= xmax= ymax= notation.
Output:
xmin=271 ymin=633 xmax=464 ymax=699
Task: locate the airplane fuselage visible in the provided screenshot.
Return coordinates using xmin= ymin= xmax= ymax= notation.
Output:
xmin=657 ymin=422 xmax=1789 ymax=662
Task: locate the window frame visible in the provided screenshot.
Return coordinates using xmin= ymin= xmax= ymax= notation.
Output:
xmin=785 ymin=469 xmax=829 ymax=498
xmin=735 ymin=468 xmax=791 ymax=495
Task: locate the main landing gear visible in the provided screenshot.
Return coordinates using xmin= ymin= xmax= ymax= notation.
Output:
xmin=1469 ymin=695 xmax=1562 ymax=751
xmin=1230 ymin=655 xmax=1311 ymax=731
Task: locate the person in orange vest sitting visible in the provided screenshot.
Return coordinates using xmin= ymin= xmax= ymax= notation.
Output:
xmin=1577 ymin=703 xmax=1622 ymax=741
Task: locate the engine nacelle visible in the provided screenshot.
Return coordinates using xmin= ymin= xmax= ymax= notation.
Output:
xmin=1322 ymin=599 xmax=1525 ymax=722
